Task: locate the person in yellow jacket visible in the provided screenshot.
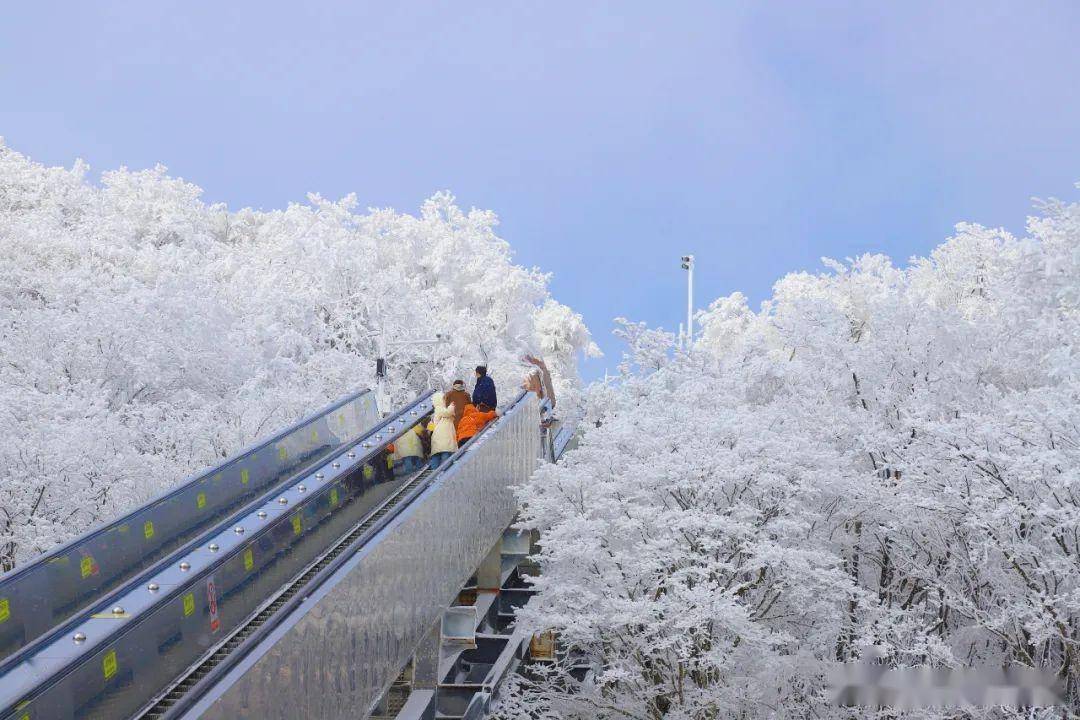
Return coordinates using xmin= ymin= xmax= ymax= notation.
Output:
xmin=391 ymin=424 xmax=425 ymax=476
xmin=428 ymin=391 xmax=458 ymax=470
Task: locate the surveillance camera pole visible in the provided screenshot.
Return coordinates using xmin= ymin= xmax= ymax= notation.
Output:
xmin=687 ymin=263 xmax=693 ymax=347
xmin=680 ymin=254 xmax=695 ymax=350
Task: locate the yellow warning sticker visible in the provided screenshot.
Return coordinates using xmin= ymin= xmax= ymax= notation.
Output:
xmin=183 ymin=592 xmax=195 ymax=617
xmin=80 ymin=556 xmax=94 ymax=579
xmin=278 ymin=446 xmax=287 ymax=462
xmin=291 ymin=514 xmax=302 ymax=536
xmin=214 ymin=472 xmax=222 ymax=484
xmin=241 ymin=468 xmax=250 ymax=485
xmin=310 ymin=429 xmax=319 ymax=442
xmin=143 ymin=521 xmax=155 ymax=540
xmin=338 ymin=412 xmax=346 ymax=426
xmin=329 ymin=488 xmax=339 ymax=507
xmin=102 ymin=649 xmax=117 ymax=680
xmin=243 ymin=548 xmax=254 ymax=571
xmin=196 ymin=492 xmax=207 ymax=510
xmin=0 ymin=598 xmax=10 ymax=624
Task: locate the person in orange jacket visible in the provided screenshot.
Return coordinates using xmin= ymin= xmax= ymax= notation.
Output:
xmin=456 ymin=403 xmax=498 ymax=445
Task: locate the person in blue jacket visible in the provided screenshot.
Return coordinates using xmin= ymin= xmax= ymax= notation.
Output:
xmin=472 ymin=365 xmax=497 ymax=409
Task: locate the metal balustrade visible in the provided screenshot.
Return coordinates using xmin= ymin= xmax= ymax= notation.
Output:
xmin=0 ymin=392 xmax=439 ymax=720
xmin=0 ymin=391 xmax=547 ymax=720
xmin=0 ymin=391 xmax=379 ymax=669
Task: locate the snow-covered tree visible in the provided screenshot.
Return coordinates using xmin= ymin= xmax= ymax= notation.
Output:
xmin=0 ymin=140 xmax=596 ymax=569
xmin=502 ymin=190 xmax=1080 ymax=718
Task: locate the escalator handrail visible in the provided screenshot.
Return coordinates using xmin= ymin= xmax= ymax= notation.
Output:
xmin=0 ymin=392 xmax=431 ymax=692
xmin=0 ymin=388 xmax=375 ymax=584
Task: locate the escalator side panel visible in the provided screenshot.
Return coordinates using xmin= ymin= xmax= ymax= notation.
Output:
xmin=0 ymin=391 xmax=378 ymax=666
xmin=0 ymin=395 xmax=447 ymax=720
xmin=187 ymin=394 xmax=539 ymax=720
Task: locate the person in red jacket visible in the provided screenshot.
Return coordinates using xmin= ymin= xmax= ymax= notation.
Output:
xmin=456 ymin=403 xmax=498 ymax=444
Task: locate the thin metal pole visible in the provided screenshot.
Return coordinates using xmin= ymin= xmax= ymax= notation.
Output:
xmin=377 ymin=325 xmax=387 ymax=416
xmin=686 ymin=261 xmax=694 ymax=348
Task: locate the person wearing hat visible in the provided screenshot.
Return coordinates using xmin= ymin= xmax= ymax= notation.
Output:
xmin=472 ymin=365 xmax=497 ymax=409
xmin=445 ymin=380 xmax=471 ymax=426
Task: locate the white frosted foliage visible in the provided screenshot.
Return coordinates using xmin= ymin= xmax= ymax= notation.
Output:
xmin=499 ymin=192 xmax=1080 ymax=718
xmin=0 ymin=141 xmax=596 ymax=569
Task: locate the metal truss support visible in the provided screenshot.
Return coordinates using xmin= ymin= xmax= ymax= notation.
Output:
xmin=476 ymin=536 xmax=503 ymax=594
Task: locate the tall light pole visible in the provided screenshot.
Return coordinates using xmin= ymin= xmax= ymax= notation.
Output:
xmin=680 ymin=254 xmax=695 ymax=349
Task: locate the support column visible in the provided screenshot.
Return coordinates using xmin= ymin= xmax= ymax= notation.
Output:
xmin=476 ymin=536 xmax=503 ymax=593
xmin=413 ymin=617 xmax=441 ymax=691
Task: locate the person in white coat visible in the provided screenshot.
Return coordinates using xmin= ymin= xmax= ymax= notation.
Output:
xmin=428 ymin=391 xmax=458 ymax=470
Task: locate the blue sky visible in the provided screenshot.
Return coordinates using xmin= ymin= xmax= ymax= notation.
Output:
xmin=3 ymin=2 xmax=1079 ymax=379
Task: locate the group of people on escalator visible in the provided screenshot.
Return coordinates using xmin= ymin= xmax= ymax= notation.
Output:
xmin=379 ymin=366 xmax=500 ymax=480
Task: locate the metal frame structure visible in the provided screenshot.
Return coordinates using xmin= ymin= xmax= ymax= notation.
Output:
xmin=0 ymin=391 xmax=549 ymax=720
xmin=0 ymin=387 xmax=561 ymax=720
xmin=175 ymin=392 xmax=539 ymax=720
xmin=382 ymin=420 xmax=579 ymax=720
xmin=369 ymin=528 xmax=541 ymax=720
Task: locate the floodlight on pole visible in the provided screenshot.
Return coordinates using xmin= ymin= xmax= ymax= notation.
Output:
xmin=680 ymin=255 xmax=694 ymax=350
